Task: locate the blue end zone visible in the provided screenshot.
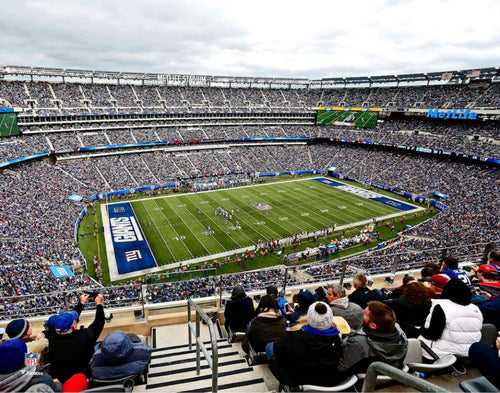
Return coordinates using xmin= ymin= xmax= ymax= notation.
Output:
xmin=312 ymin=178 xmax=345 ymax=187
xmin=370 ymin=197 xmax=415 ymax=211
xmin=108 ymin=202 xmax=157 ymax=274
xmin=313 ymin=178 xmax=416 ymax=211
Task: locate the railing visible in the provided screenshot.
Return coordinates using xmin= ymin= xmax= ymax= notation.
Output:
xmin=187 ymin=298 xmax=219 ymax=393
xmin=361 ymin=361 xmax=448 ymax=393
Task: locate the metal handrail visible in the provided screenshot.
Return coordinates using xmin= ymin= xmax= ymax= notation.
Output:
xmin=187 ymin=298 xmax=219 ymax=393
xmin=361 ymin=361 xmax=448 ymax=393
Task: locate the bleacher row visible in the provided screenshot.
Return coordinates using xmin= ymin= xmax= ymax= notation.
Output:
xmin=1 ymin=80 xmax=500 ymax=114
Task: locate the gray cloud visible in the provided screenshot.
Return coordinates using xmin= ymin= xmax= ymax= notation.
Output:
xmin=0 ymin=0 xmax=498 ymax=78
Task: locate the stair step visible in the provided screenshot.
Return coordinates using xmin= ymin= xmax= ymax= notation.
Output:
xmin=152 ymin=343 xmax=232 ymax=359
xmin=152 ymin=338 xmax=227 ymax=353
xmin=146 ymin=366 xmax=259 ymax=391
xmin=150 ymin=350 xmax=241 ymax=370
xmin=149 ymin=358 xmax=246 ymax=378
xmin=179 ymin=377 xmax=267 ymax=393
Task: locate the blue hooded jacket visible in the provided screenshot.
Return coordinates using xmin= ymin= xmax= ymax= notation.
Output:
xmin=90 ymin=331 xmax=151 ymax=380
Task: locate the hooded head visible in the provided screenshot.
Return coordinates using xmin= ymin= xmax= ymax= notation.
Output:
xmin=297 ymin=289 xmax=315 ymax=310
xmin=100 ymin=331 xmax=134 ymax=363
xmin=441 ymin=279 xmax=472 ymax=306
xmin=230 ymin=285 xmax=246 ymax=300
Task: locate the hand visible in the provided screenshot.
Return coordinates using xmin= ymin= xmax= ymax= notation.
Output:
xmin=496 ymin=336 xmax=500 ymax=351
xmin=94 ymin=293 xmax=104 ymax=305
xmin=36 ymin=332 xmax=46 ymax=340
xmin=80 ymin=293 xmax=90 ymax=305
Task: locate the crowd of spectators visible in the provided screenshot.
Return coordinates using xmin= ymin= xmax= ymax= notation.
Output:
xmin=0 ymin=79 xmax=499 ymax=114
xmin=0 ymin=143 xmax=498 ymax=314
xmin=0 ymin=78 xmax=499 ymax=321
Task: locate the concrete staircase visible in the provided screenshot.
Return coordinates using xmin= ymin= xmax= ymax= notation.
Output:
xmin=134 ymin=324 xmax=269 ymax=392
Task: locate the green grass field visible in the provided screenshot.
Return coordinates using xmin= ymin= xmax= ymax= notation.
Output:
xmin=0 ymin=113 xmax=20 ymax=137
xmin=316 ymin=110 xmax=378 ymax=128
xmin=117 ymin=178 xmax=410 ymax=267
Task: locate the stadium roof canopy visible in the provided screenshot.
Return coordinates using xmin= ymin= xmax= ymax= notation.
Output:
xmin=1 ymin=65 xmax=498 ymax=88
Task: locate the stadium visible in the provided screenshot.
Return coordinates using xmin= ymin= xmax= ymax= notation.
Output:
xmin=0 ymin=64 xmax=499 ymax=392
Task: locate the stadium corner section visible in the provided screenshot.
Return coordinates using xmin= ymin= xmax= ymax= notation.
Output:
xmin=102 ymin=202 xmax=158 ymax=282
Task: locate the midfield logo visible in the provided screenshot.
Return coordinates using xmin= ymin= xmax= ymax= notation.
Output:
xmin=254 ymin=203 xmax=272 ymax=210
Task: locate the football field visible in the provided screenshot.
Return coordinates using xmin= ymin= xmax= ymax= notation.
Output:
xmin=316 ymin=110 xmax=378 ymax=127
xmin=103 ymin=177 xmax=420 ymax=280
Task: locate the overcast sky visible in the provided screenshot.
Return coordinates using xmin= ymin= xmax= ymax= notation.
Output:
xmin=1 ymin=0 xmax=499 ymax=79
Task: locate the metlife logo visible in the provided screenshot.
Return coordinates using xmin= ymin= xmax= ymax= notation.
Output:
xmin=426 ymin=109 xmax=477 ymax=120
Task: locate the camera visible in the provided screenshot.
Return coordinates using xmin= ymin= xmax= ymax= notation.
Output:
xmin=85 ymin=291 xmax=100 ymax=301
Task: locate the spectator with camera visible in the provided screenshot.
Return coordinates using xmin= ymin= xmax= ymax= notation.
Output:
xmin=47 ymin=293 xmax=105 ymax=383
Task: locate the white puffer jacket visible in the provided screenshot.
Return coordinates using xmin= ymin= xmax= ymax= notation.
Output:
xmin=419 ymin=299 xmax=483 ymax=358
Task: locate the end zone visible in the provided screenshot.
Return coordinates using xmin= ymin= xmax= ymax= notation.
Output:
xmin=102 ymin=202 xmax=157 ymax=281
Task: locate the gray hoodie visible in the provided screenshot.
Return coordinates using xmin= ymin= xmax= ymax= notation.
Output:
xmin=338 ymin=324 xmax=408 ymax=375
xmin=0 ymin=367 xmax=62 ymax=392
xmin=329 ymin=297 xmax=364 ymax=331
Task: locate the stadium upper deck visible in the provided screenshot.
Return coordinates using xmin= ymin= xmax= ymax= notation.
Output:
xmin=0 ymin=65 xmax=499 ymax=116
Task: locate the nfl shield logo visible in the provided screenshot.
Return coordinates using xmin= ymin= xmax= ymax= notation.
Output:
xmin=25 ymin=352 xmax=38 ymax=367
xmin=254 ymin=203 xmax=272 ymax=210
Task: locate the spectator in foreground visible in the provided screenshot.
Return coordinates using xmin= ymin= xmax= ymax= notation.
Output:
xmin=468 ymin=334 xmax=500 ymax=389
xmin=91 ymin=330 xmax=151 ymax=380
xmin=285 ymin=289 xmax=314 ymax=327
xmin=348 ymin=273 xmax=381 ymax=309
xmin=418 ymin=279 xmax=483 ymax=359
xmin=385 ymin=281 xmax=431 ymax=338
xmin=474 ymin=264 xmax=500 ymax=294
xmin=326 ymin=284 xmax=363 ymax=331
xmin=224 ymin=285 xmax=255 ymax=334
xmin=47 ymin=293 xmax=105 ymax=383
xmin=337 ymin=301 xmax=408 ymax=376
xmin=268 ymin=302 xmax=342 ymax=387
xmin=0 ymin=339 xmax=62 ymax=392
xmin=428 ymin=274 xmax=450 ymax=299
xmin=242 ymin=295 xmax=286 ymax=353
xmin=266 ymin=284 xmax=288 ymax=317
xmin=478 ymin=295 xmax=500 ymax=329
xmin=6 ymin=318 xmax=48 ymax=365
xmin=440 ymin=257 xmax=471 ymax=285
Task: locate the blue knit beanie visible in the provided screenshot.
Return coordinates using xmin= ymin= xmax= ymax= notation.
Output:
xmin=0 ymin=339 xmax=27 ymax=373
xmin=6 ymin=319 xmax=30 ymax=340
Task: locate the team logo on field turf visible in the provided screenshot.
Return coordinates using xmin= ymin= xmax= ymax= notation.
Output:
xmin=254 ymin=203 xmax=272 ymax=210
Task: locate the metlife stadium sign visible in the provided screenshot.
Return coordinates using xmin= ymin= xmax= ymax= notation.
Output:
xmin=426 ymin=108 xmax=478 ymax=119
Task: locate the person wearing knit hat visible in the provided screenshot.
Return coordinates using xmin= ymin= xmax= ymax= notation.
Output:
xmin=6 ymin=318 xmax=31 ymax=340
xmin=0 ymin=339 xmax=62 ymax=392
xmin=307 ymin=301 xmax=334 ymax=330
xmin=267 ymin=302 xmax=343 ymax=387
xmin=6 ymin=318 xmax=49 ymax=367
